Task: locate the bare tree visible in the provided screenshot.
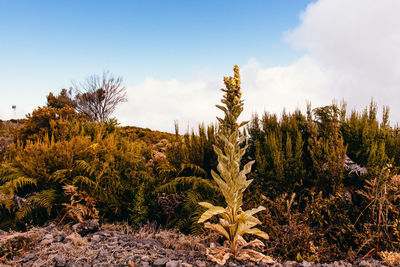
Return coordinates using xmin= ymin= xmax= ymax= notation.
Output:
xmin=72 ymin=71 xmax=127 ymax=122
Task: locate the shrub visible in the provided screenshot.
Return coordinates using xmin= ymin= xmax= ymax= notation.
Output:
xmin=0 ymin=121 xmax=153 ymax=229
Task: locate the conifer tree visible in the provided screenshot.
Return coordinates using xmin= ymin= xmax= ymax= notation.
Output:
xmin=308 ymin=105 xmax=347 ymax=195
xmin=198 ymin=65 xmax=273 ymax=264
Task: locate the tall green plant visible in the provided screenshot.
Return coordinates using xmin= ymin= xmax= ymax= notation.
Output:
xmin=198 ymin=65 xmax=273 ymax=264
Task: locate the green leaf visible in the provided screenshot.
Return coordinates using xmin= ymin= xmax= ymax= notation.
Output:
xmin=198 ymin=205 xmax=226 ymax=223
xmin=246 ymin=228 xmax=269 ymax=240
xmin=238 ymin=121 xmax=249 ymax=128
xmin=204 ymin=222 xmax=230 ymax=240
xmin=242 ymin=161 xmax=254 ymax=175
xmin=216 ymin=105 xmax=228 ymax=113
xmin=198 ymin=201 xmax=215 ymax=209
xmin=243 ymin=206 xmax=266 ymax=216
xmin=237 ymin=213 xmax=262 ymax=225
xmin=0 ymin=177 xmax=37 ymax=195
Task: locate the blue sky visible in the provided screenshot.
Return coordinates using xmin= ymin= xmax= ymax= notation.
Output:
xmin=0 ymin=0 xmax=310 ymax=81
xmin=1 ymin=0 xmax=400 ymax=132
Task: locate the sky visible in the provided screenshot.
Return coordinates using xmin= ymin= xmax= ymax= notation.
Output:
xmin=1 ymin=0 xmax=400 ymax=133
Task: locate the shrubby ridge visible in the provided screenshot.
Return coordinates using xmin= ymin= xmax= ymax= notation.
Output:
xmin=1 ymin=66 xmax=400 ymax=265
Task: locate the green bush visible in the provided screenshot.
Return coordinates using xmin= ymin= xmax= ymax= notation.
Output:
xmin=0 ymin=121 xmax=154 ymax=229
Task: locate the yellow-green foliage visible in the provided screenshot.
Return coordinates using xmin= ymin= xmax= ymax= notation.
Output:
xmin=17 ymin=105 xmax=84 ymax=141
xmin=0 ymin=120 xmax=152 ymax=228
xmin=3 ymin=72 xmax=400 ymax=263
xmin=154 ymin=124 xmax=220 ymax=235
xmin=120 ymin=126 xmax=175 ymax=146
xmin=198 ymin=65 xmax=272 ymax=264
xmin=308 ymin=105 xmax=347 ymax=195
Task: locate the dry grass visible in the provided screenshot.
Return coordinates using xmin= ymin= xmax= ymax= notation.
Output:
xmin=103 ymin=222 xmax=206 ymax=251
xmin=379 ymin=251 xmax=400 ymax=266
xmin=0 ymin=223 xmax=210 ymax=266
xmin=132 ymin=223 xmax=206 ymax=252
xmin=101 ymin=222 xmax=135 ymax=234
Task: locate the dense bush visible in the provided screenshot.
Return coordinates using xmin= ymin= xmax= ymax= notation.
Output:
xmin=1 ymin=75 xmax=400 ymax=262
xmin=0 ymin=121 xmax=161 ymax=229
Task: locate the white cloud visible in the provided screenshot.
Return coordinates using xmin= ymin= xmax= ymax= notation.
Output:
xmin=116 ymin=77 xmax=222 ymax=133
xmin=117 ymin=0 xmax=400 ymax=132
xmin=116 ymin=56 xmax=331 ymax=133
xmin=285 ymin=0 xmax=400 ymax=120
xmin=241 ymin=57 xmax=331 ymax=118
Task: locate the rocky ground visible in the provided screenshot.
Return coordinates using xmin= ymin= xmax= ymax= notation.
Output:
xmin=0 ymin=220 xmax=389 ymax=267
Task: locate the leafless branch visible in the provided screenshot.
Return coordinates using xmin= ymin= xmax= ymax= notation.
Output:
xmin=72 ymin=71 xmax=127 ymax=122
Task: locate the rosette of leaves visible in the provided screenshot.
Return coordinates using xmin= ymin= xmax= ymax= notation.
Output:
xmin=198 ymin=65 xmax=274 ymax=265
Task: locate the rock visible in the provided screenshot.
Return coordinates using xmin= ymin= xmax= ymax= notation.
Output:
xmin=358 ymin=260 xmax=371 ymax=267
xmin=40 ymin=234 xmax=54 ymax=245
xmin=272 ymin=263 xmax=284 ymax=267
xmin=166 ymin=260 xmax=182 ymax=267
xmin=194 ymin=260 xmax=207 ymax=267
xmin=40 ymin=237 xmax=54 ymax=246
xmin=126 ymin=256 xmax=136 ymax=265
xmin=98 ymin=249 xmax=110 ymax=258
xmin=98 ymin=230 xmax=112 ymax=237
xmin=92 ymin=259 xmax=101 ymax=265
xmin=141 ymin=255 xmax=151 ymax=262
xmin=0 ymin=229 xmax=6 ymax=235
xmin=91 ymin=234 xmax=101 ymax=242
xmin=72 ymin=219 xmax=100 ymax=236
xmin=22 ymin=253 xmax=37 ymax=262
xmin=284 ymin=261 xmax=300 ymax=267
xmin=361 ymin=259 xmax=384 ymax=267
xmin=43 ymin=233 xmax=53 ymax=240
xmin=65 ymin=232 xmax=88 ymax=246
xmin=154 ymin=258 xmax=169 ymax=266
xmin=53 ymin=235 xmax=64 ymax=242
xmin=44 ymin=223 xmax=56 ymax=231
xmin=140 ymin=238 xmax=162 ymax=248
xmin=54 ymin=254 xmax=66 ymax=267
xmin=331 ymin=261 xmax=352 ymax=267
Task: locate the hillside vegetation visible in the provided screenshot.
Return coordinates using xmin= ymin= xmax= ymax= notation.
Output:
xmin=1 ymin=66 xmax=400 ymax=263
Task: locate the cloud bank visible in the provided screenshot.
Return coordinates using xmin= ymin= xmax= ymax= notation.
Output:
xmin=286 ymin=0 xmax=400 ymax=115
xmin=117 ymin=0 xmax=400 ymax=132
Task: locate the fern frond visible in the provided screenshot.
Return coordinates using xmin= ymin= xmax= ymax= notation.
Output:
xmin=49 ymin=169 xmax=69 ymax=183
xmin=63 ymin=184 xmax=78 ymax=195
xmin=0 ymin=177 xmax=37 ymax=196
xmin=182 ymin=190 xmax=203 ymax=211
xmin=75 ymin=160 xmax=95 ymax=176
xmin=0 ymin=164 xmax=26 ymax=182
xmin=0 ymin=194 xmax=14 ymax=211
xmin=156 ymin=161 xmax=177 ymax=177
xmin=174 ymin=217 xmax=192 ymax=231
xmin=178 ymin=164 xmax=207 ymax=178
xmin=16 ymin=189 xmax=57 ymax=219
xmin=190 ymin=208 xmax=206 ymax=236
xmin=62 ymin=184 xmax=99 ymax=222
xmin=72 ymin=175 xmax=98 ymax=190
xmin=157 ymin=176 xmax=219 ymax=194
